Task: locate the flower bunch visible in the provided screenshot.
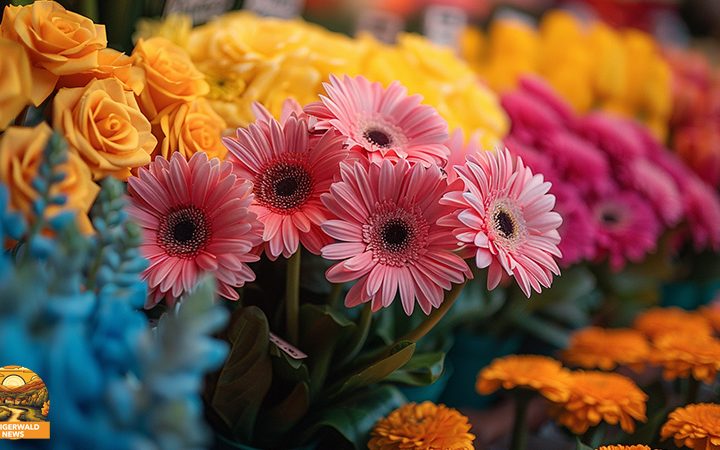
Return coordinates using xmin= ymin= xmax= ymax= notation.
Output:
xmin=0 ymin=0 xmax=222 ymax=230
xmin=0 ymin=132 xmax=228 ymax=450
xmin=502 ymin=75 xmax=720 ymax=269
xmin=462 ymin=10 xmax=672 ymax=139
xmin=664 ymin=47 xmax=720 ymax=187
xmin=136 ymin=11 xmax=509 ymax=149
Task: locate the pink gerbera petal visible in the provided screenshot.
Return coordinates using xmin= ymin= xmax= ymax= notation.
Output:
xmin=127 ymin=152 xmax=263 ymax=307
xmin=321 ymin=159 xmax=471 ymax=315
xmin=441 ymin=148 xmax=563 ymax=297
xmin=305 ymin=75 xmax=450 ymax=167
xmin=224 ymin=115 xmax=348 ymax=259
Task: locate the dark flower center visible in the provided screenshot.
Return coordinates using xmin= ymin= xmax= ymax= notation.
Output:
xmin=257 ymin=162 xmax=313 ymax=213
xmin=364 ymin=128 xmax=392 ymax=148
xmin=381 ymin=219 xmax=411 ymax=252
xmin=494 ymin=210 xmax=515 ymax=239
xmin=158 ymin=206 xmax=210 ymax=257
xmin=601 ymin=211 xmax=619 ymax=224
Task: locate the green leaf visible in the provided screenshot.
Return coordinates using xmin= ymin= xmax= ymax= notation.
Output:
xmin=299 ymin=385 xmax=406 ymax=449
xmin=385 ymin=352 xmax=445 ymax=386
xmin=256 ymin=382 xmax=310 ymax=436
xmin=332 ymin=341 xmax=415 ymax=395
xmin=575 ymin=437 xmax=594 ymax=450
xmin=210 ymin=306 xmax=273 ymax=442
xmin=299 ymin=304 xmax=355 ymax=353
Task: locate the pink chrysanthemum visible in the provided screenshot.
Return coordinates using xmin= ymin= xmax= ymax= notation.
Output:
xmin=501 ymin=90 xmax=564 ymax=146
xmin=622 ymin=158 xmax=683 ymax=226
xmin=576 ymin=114 xmax=646 ymax=163
xmin=321 ymin=160 xmax=471 ymax=315
xmin=591 ymin=189 xmax=661 ymax=271
xmin=127 ymin=152 xmax=262 ymax=307
xmin=441 ymin=148 xmax=563 ymax=297
xmin=445 ymin=129 xmax=482 ymax=184
xmin=553 ymin=183 xmax=597 ymax=266
xmin=304 ymin=75 xmax=449 ymax=167
xmin=518 ymin=76 xmax=575 ymax=125
xmin=223 ymin=116 xmax=348 ymax=259
xmin=538 ymin=131 xmax=612 ymax=196
xmin=684 ymin=176 xmax=720 ymax=251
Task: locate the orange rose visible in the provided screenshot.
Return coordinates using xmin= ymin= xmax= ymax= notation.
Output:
xmin=0 ymin=1 xmax=107 ymax=105
xmin=153 ymin=98 xmax=227 ymax=160
xmin=0 ymin=123 xmax=99 ymax=233
xmin=132 ymin=37 xmax=209 ymax=119
xmin=58 ymin=48 xmax=145 ymax=94
xmin=0 ymin=37 xmax=32 ymax=131
xmin=53 ymin=78 xmax=156 ymax=180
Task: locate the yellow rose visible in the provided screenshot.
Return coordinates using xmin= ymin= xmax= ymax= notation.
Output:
xmin=58 ymin=48 xmax=145 ymax=95
xmin=0 ymin=38 xmax=32 ymax=131
xmin=0 ymin=123 xmax=99 ymax=233
xmin=134 ymin=13 xmax=192 ymax=49
xmin=53 ymin=78 xmax=156 ymax=180
xmin=0 ymin=1 xmax=107 ymax=105
xmin=132 ymin=37 xmax=209 ymax=119
xmin=152 ymin=98 xmax=227 ymax=160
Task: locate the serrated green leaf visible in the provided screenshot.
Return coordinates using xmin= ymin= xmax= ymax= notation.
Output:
xmin=211 ymin=306 xmax=273 ymax=441
xmin=385 ymin=352 xmax=445 ymax=386
xmin=299 ymin=385 xmax=406 ymax=449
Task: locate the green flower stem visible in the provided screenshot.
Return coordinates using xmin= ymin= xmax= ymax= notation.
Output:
xmin=583 ymin=423 xmax=606 ymax=448
xmin=286 ymin=250 xmax=301 ymax=345
xmin=398 ymin=281 xmax=466 ymax=343
xmin=510 ymin=390 xmax=533 ymax=450
xmin=328 ymin=282 xmax=343 ymax=308
xmin=685 ymin=377 xmax=700 ymax=405
xmin=337 ymin=303 xmax=372 ymax=367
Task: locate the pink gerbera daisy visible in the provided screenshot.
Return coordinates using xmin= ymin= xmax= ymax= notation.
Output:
xmin=127 ymin=152 xmax=263 ymax=307
xmin=501 ymin=90 xmax=564 ymax=146
xmin=445 ymin=129 xmax=482 ymax=184
xmin=304 ymin=75 xmax=449 ymax=167
xmin=517 ymin=76 xmax=575 ymax=125
xmin=223 ymin=116 xmax=347 ymax=259
xmin=321 ymin=160 xmax=471 ymax=315
xmin=590 ymin=189 xmax=661 ymax=271
xmin=441 ymin=148 xmax=563 ymax=297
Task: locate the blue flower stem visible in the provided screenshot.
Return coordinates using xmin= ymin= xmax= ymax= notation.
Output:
xmin=286 ymin=250 xmax=301 ymax=345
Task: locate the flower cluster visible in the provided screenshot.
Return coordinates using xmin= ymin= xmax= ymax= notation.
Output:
xmin=665 ymin=47 xmax=720 ymax=187
xmin=476 ymin=355 xmax=648 ymax=435
xmin=130 ymin=74 xmax=563 ymax=310
xmin=461 ymin=10 xmax=672 ymax=139
xmin=135 ymin=11 xmax=509 ymax=150
xmin=0 ymin=132 xmax=228 ymax=449
xmin=502 ymin=76 xmax=720 ymax=268
xmin=0 ymin=0 xmax=222 ymax=230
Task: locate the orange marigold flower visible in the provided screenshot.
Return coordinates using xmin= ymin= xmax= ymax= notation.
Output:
xmin=699 ymin=306 xmax=720 ymax=334
xmin=597 ymin=446 xmax=653 ymax=450
xmin=368 ymin=402 xmax=475 ymax=450
xmin=476 ymin=355 xmax=571 ymax=403
xmin=661 ymin=403 xmax=720 ymax=450
xmin=633 ymin=307 xmax=713 ymax=340
xmin=551 ymin=371 xmax=647 ymax=434
xmin=563 ymin=327 xmax=651 ymax=372
xmin=652 ymin=332 xmax=720 ymax=383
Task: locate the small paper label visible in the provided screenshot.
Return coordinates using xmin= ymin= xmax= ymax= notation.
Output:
xmin=269 ymin=332 xmax=308 ymax=359
xmin=164 ymin=0 xmax=235 ymax=24
xmin=355 ymin=10 xmax=404 ymax=44
xmin=243 ymin=0 xmax=304 ymax=19
xmin=423 ymin=5 xmax=468 ymax=51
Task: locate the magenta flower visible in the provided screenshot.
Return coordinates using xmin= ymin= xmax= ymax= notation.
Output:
xmin=501 ymin=90 xmax=564 ymax=146
xmin=321 ymin=160 xmax=471 ymax=315
xmin=591 ymin=189 xmax=661 ymax=271
xmin=441 ymin=148 xmax=563 ymax=297
xmin=127 ymin=152 xmax=263 ymax=307
xmin=518 ymin=76 xmax=575 ymax=125
xmin=223 ymin=116 xmax=348 ymax=259
xmin=304 ymin=75 xmax=449 ymax=167
xmin=552 ymin=183 xmax=597 ymax=267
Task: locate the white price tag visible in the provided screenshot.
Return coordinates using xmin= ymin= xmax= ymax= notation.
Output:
xmin=269 ymin=332 xmax=308 ymax=360
xmin=423 ymin=5 xmax=468 ymax=51
xmin=164 ymin=0 xmax=235 ymax=24
xmin=355 ymin=10 xmax=404 ymax=44
xmin=243 ymin=0 xmax=304 ymax=19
